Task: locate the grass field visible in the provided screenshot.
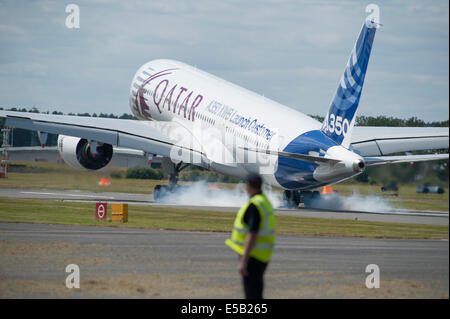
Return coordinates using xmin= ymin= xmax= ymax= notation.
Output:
xmin=1 ymin=161 xmax=448 ymax=211
xmin=0 ymin=198 xmax=447 ymax=239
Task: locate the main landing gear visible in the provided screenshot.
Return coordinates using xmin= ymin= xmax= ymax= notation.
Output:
xmin=153 ymin=160 xmax=190 ymax=202
xmin=282 ymin=190 xmax=321 ymax=208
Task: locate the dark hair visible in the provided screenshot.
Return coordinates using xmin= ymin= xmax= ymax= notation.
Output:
xmin=245 ymin=173 xmax=262 ymax=190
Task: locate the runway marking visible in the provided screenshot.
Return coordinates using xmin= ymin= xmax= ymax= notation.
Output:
xmin=20 ymin=191 xmax=115 ymax=199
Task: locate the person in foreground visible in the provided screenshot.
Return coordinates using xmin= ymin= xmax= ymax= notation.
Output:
xmin=225 ymin=172 xmax=276 ymax=299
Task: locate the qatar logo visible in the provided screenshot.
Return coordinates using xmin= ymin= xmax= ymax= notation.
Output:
xmin=135 ymin=68 xmax=178 ymax=120
xmin=134 ymin=68 xmax=203 ymax=122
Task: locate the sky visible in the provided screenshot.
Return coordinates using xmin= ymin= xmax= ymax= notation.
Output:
xmin=0 ymin=0 xmax=448 ymax=122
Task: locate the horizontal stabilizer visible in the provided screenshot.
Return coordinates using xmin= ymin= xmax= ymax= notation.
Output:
xmin=351 ymin=126 xmax=449 ymax=156
xmin=241 ymin=147 xmax=341 ymax=164
xmin=364 ymin=153 xmax=449 ymax=166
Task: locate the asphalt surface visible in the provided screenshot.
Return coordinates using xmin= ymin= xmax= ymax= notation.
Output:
xmin=0 ymin=223 xmax=448 ymax=298
xmin=0 ymin=188 xmax=448 ymax=225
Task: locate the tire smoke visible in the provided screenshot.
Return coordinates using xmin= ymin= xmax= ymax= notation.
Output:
xmin=157 ymin=180 xmax=283 ymax=207
xmin=307 ymin=191 xmax=392 ymax=212
xmin=157 ymin=181 xmax=391 ymax=213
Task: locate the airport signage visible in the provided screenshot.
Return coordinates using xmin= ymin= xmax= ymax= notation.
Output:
xmin=95 ymin=202 xmax=107 ymax=221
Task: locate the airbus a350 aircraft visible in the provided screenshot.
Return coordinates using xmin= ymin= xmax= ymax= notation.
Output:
xmin=1 ymin=17 xmax=448 ymax=207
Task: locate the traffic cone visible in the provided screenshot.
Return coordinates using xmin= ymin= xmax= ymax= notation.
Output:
xmin=322 ymin=185 xmax=333 ymax=194
xmin=98 ymin=177 xmax=111 ymax=186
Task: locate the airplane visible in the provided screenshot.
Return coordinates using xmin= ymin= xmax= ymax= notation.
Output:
xmin=1 ymin=16 xmax=448 ymax=207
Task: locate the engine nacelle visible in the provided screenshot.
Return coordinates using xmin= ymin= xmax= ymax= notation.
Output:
xmin=57 ymin=135 xmax=113 ymax=170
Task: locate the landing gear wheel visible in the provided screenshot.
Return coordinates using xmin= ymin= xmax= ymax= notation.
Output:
xmin=300 ymin=191 xmax=312 ymax=207
xmin=283 ymin=190 xmax=300 ymax=208
xmin=300 ymin=191 xmax=321 ymax=208
xmin=283 ymin=190 xmax=322 ymax=209
xmin=153 ymin=185 xmax=169 ymax=202
xmin=154 ymin=160 xmax=191 ymax=202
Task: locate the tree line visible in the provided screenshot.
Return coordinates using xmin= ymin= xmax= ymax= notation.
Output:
xmin=309 ymin=115 xmax=448 ymax=127
xmin=0 ymin=107 xmax=136 ymax=147
xmin=1 ymin=107 xmax=448 ymax=147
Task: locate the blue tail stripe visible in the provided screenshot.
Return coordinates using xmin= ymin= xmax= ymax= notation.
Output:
xmin=321 ymin=23 xmax=377 ymax=146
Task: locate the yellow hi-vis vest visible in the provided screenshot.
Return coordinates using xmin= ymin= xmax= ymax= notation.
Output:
xmin=225 ymin=193 xmax=275 ymax=263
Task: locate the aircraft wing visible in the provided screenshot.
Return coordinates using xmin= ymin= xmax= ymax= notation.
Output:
xmin=350 ymin=126 xmax=449 ymax=156
xmin=0 ymin=110 xmax=204 ymax=162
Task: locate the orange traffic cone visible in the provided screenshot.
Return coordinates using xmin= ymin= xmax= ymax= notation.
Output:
xmin=98 ymin=177 xmax=111 ymax=186
xmin=322 ymin=185 xmax=333 ymax=194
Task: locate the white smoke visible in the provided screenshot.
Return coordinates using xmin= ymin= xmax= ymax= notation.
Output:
xmin=158 ymin=181 xmax=391 ymax=213
xmin=308 ymin=191 xmax=392 ymax=213
xmin=158 ymin=180 xmax=283 ymax=208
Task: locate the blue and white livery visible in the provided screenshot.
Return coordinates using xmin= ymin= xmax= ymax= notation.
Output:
xmin=322 ymin=22 xmax=376 ymax=148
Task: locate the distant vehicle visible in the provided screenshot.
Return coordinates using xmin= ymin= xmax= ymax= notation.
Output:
xmin=381 ymin=181 xmax=398 ymax=192
xmin=417 ymin=185 xmax=445 ymax=194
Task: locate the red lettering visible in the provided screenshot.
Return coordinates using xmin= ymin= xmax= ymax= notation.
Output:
xmin=173 ymin=87 xmax=187 ymax=113
xmin=136 ymin=68 xmax=176 ymax=119
xmin=178 ymin=91 xmax=193 ymax=118
xmin=188 ymin=95 xmax=203 ymax=121
xmin=153 ymin=80 xmax=169 ymax=113
xmin=162 ymin=84 xmax=177 ymax=111
xmin=138 ymin=88 xmax=151 ymax=120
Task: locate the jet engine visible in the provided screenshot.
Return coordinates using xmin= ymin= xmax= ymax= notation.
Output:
xmin=57 ymin=135 xmax=113 ymax=170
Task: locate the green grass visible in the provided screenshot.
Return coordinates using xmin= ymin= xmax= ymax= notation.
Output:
xmin=1 ymin=161 xmax=238 ymax=194
xmin=0 ymin=198 xmax=447 ymax=239
xmin=1 ymin=171 xmax=164 ymax=194
xmin=2 ymin=162 xmax=164 ymax=194
xmin=388 ymin=200 xmax=449 ymax=211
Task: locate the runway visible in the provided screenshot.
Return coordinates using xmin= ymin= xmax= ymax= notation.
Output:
xmin=0 ymin=188 xmax=448 ymax=225
xmin=0 ymin=222 xmax=447 ymax=298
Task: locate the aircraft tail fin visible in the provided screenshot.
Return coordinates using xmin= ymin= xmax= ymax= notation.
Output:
xmin=321 ymin=19 xmax=379 ymax=148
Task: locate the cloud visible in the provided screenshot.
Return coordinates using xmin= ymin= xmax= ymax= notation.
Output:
xmin=0 ymin=0 xmax=447 ymax=121
xmin=0 ymin=23 xmax=26 ymax=37
xmin=0 ymin=62 xmax=48 ymax=76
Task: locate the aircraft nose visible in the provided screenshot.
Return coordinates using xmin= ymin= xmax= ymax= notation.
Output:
xmin=352 ymin=159 xmax=365 ymax=172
